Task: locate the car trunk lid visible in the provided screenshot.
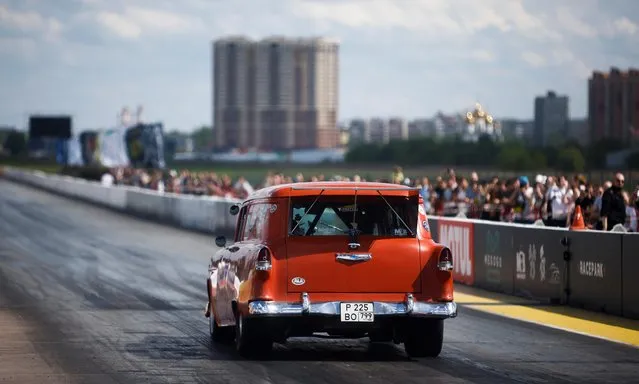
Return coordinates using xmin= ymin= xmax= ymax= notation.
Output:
xmin=285 ymin=189 xmax=421 ymax=293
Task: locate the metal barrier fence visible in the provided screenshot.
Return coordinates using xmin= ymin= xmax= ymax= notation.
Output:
xmin=1 ymin=168 xmax=239 ymax=238
xmin=427 ymin=216 xmax=639 ymax=319
xmin=3 ymin=167 xmax=638 ymax=320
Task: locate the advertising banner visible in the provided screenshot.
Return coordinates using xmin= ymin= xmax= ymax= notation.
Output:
xmin=125 ymin=122 xmax=166 ymax=169
xmin=143 ymin=123 xmax=165 ymax=169
xmin=98 ymin=127 xmax=130 ymax=168
xmin=622 ymin=234 xmax=639 ymax=319
xmin=427 ymin=217 xmax=439 ymax=244
xmin=29 ymin=115 xmax=72 ymax=139
xmin=568 ymin=231 xmax=624 ymax=316
xmin=512 ymin=226 xmax=566 ymax=303
xmin=437 ymin=219 xmax=474 ymax=285
xmin=80 ymin=131 xmax=99 ymax=165
xmin=473 ymin=223 xmax=516 ymax=294
xmin=55 ymin=139 xmax=68 ymax=165
xmin=66 ymin=135 xmax=84 ymax=166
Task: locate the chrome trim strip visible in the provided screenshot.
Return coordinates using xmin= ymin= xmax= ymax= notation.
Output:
xmin=255 ymin=262 xmax=272 ymax=271
xmin=301 ymin=292 xmax=310 ymax=313
xmin=247 ymin=296 xmax=457 ymax=319
xmin=347 ymin=243 xmax=361 ymax=250
xmin=405 ymin=293 xmax=415 ymax=314
xmin=336 ymin=253 xmax=372 ymax=262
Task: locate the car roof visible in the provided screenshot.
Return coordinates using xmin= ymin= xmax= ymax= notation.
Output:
xmin=246 ymin=181 xmax=421 ymax=201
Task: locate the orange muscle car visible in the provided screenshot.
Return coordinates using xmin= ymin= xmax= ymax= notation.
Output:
xmin=205 ymin=182 xmax=457 ymax=358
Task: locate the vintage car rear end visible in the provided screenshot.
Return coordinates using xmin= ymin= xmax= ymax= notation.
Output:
xmin=206 ymin=182 xmax=457 ymax=358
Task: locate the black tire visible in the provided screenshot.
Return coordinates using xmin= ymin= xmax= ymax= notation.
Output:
xmin=235 ymin=313 xmax=273 ymax=358
xmin=209 ymin=306 xmax=234 ymax=344
xmin=403 ymin=319 xmax=444 ymax=358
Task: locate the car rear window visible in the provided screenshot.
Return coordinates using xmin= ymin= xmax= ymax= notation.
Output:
xmin=289 ymin=195 xmax=418 ymax=237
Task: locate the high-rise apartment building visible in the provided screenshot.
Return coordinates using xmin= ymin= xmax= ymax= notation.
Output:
xmin=589 ymin=67 xmax=639 ymax=145
xmin=533 ymin=91 xmax=569 ymax=147
xmin=213 ymin=36 xmax=339 ymax=151
xmin=212 ymin=36 xmax=253 ymax=151
xmin=388 ymin=117 xmax=409 ymax=141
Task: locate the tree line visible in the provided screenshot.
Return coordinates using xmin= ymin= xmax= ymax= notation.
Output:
xmin=345 ymin=135 xmax=635 ymax=172
xmin=3 ymin=129 xmax=638 ymax=172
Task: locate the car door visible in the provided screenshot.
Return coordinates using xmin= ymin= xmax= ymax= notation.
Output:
xmin=214 ymin=205 xmax=250 ymax=326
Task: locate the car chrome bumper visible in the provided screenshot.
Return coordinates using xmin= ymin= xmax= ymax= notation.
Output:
xmin=247 ymin=293 xmax=457 ymax=319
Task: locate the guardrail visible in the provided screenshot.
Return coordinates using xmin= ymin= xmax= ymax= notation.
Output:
xmin=1 ymin=167 xmax=239 ymax=238
xmin=427 ymin=216 xmax=639 ymax=319
xmin=3 ymin=167 xmax=638 ymax=320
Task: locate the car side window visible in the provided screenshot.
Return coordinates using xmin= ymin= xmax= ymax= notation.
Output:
xmin=242 ymin=204 xmax=268 ymax=241
xmin=252 ymin=204 xmax=267 ymax=240
xmin=242 ymin=205 xmax=256 ymax=241
xmin=235 ymin=206 xmax=248 ymax=242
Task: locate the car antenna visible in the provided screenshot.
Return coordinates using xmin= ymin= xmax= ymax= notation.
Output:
xmin=376 ymin=190 xmax=414 ymax=236
xmin=348 ymin=188 xmax=360 ymax=250
xmin=351 ymin=187 xmax=358 ymax=226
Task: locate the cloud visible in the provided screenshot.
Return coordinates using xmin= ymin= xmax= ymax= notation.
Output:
xmin=123 ymin=6 xmax=195 ymax=32
xmin=0 ymin=4 xmax=62 ymax=40
xmin=95 ymin=11 xmax=141 ymax=39
xmin=613 ymin=17 xmax=638 ymax=36
xmin=555 ymin=6 xmax=599 ymax=38
xmin=0 ymin=5 xmax=47 ymax=30
xmin=89 ymin=5 xmax=201 ymax=40
xmin=290 ymin=0 xmax=563 ymax=41
xmin=470 ymin=50 xmax=495 ymax=62
xmin=521 ymin=51 xmax=547 ymax=68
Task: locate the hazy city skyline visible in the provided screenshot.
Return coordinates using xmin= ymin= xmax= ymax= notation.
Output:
xmin=1 ymin=0 xmax=638 ymax=132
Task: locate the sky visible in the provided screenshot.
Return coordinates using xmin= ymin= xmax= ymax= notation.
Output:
xmin=1 ymin=0 xmax=638 ymax=133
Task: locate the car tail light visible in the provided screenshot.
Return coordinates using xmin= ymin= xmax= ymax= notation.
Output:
xmin=437 ymin=247 xmax=453 ymax=271
xmin=255 ymin=247 xmax=272 ymax=271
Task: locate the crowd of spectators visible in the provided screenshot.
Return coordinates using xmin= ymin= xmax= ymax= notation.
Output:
xmin=407 ymin=168 xmax=638 ymax=232
xmin=100 ymin=166 xmax=639 ymax=232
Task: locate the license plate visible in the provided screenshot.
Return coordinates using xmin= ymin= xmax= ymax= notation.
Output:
xmin=340 ymin=302 xmax=374 ymax=322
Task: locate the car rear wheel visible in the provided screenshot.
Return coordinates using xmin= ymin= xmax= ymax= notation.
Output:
xmin=235 ymin=313 xmax=273 ymax=358
xmin=209 ymin=306 xmax=234 ymax=344
xmin=403 ymin=319 xmax=444 ymax=358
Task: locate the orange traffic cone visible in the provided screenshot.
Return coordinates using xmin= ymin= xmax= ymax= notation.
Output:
xmin=570 ymin=205 xmax=586 ymax=230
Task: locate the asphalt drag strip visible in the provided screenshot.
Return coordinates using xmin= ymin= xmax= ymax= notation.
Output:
xmin=1 ymin=179 xmax=638 ymax=384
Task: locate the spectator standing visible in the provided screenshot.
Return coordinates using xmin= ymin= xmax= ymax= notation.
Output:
xmin=391 ymin=166 xmax=404 ymax=184
xmin=481 ymin=177 xmax=500 ymax=221
xmin=455 ymin=177 xmax=469 ymax=216
xmin=532 ymin=181 xmax=545 ymax=219
xmin=234 ymin=176 xmax=254 ymax=199
xmin=545 ymin=176 xmax=572 ymax=227
xmin=432 ymin=177 xmax=445 ymax=215
xmin=419 ymin=177 xmax=432 ymax=213
xmin=514 ymin=176 xmax=536 ymax=224
xmin=100 ymin=170 xmax=114 ymax=187
xmin=600 ymin=173 xmax=627 ymax=231
xmin=624 ymin=189 xmax=637 ymax=232
xmin=627 ymin=187 xmax=639 ymax=232
xmin=574 ymin=184 xmax=595 ymax=225
xmin=590 ymin=181 xmax=610 ymax=228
